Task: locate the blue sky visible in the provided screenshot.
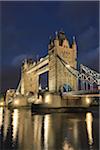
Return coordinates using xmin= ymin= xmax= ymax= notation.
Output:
xmin=0 ymin=1 xmax=99 ymax=92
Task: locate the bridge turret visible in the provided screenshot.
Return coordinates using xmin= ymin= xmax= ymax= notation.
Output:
xmin=53 ymin=30 xmax=69 ymax=48
xmin=48 ymin=30 xmax=78 ymax=92
xmin=57 ymin=30 xmax=70 ymax=48
xmin=22 ymin=58 xmax=33 ymax=71
xmin=22 ymin=59 xmax=28 ymax=71
xmin=48 ymin=36 xmax=54 ymax=50
xmin=48 ymin=30 xmax=70 ymax=50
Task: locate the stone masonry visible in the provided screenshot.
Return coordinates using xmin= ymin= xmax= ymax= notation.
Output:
xmin=21 ymin=30 xmax=77 ymax=94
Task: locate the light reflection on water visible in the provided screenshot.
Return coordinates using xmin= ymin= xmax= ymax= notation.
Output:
xmin=85 ymin=112 xmax=93 ymax=146
xmin=0 ymin=107 xmax=3 ymax=130
xmin=3 ymin=108 xmax=10 ymax=141
xmin=12 ymin=109 xmax=19 ymax=142
xmin=0 ymin=107 xmax=99 ymax=150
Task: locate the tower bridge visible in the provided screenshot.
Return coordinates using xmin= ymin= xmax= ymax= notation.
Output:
xmin=17 ymin=31 xmax=99 ymax=95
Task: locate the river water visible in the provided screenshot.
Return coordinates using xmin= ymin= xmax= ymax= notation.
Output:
xmin=0 ymin=107 xmax=99 ymax=150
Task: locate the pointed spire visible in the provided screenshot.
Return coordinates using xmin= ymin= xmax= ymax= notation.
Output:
xmin=49 ymin=35 xmax=52 ymax=40
xmin=73 ymin=36 xmax=75 ymax=42
xmin=55 ymin=31 xmax=58 ymax=40
xmin=72 ymin=36 xmax=77 ymax=50
xmin=60 ymin=28 xmax=64 ymax=33
xmin=55 ymin=31 xmax=58 ymax=36
xmin=49 ymin=35 xmax=54 ymax=44
xmin=24 ymin=58 xmax=27 ymax=64
xmin=23 ymin=58 xmax=28 ymax=70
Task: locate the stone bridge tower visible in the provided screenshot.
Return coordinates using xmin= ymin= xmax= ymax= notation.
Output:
xmin=20 ymin=30 xmax=77 ymax=95
xmin=48 ymin=31 xmax=77 ymax=92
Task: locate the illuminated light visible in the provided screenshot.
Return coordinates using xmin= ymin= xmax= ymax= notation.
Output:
xmin=66 ymin=64 xmax=70 ymax=68
xmin=39 ymin=84 xmax=42 ymax=90
xmin=40 ymin=58 xmax=43 ymax=62
xmin=45 ymin=94 xmax=52 ymax=104
xmin=85 ymin=112 xmax=93 ymax=145
xmin=44 ymin=115 xmax=51 ymax=150
xmin=3 ymin=109 xmax=10 ymax=141
xmin=86 ymin=97 xmax=91 ymax=105
xmin=0 ymin=107 xmax=3 ymax=130
xmin=14 ymin=100 xmax=19 ymax=105
xmin=16 ymin=92 xmax=20 ymax=95
xmin=0 ymin=102 xmax=4 ymax=106
xmin=7 ymin=89 xmax=10 ymax=93
xmin=12 ymin=109 xmax=19 ymax=142
xmin=45 ymin=87 xmax=48 ymax=90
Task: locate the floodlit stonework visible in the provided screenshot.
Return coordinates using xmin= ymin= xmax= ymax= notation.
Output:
xmin=21 ymin=31 xmax=77 ymax=94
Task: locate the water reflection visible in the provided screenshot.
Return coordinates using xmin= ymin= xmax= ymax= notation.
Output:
xmin=85 ymin=112 xmax=93 ymax=146
xmin=17 ymin=109 xmax=33 ymax=150
xmin=33 ymin=115 xmax=43 ymax=150
xmin=44 ymin=115 xmax=54 ymax=150
xmin=12 ymin=109 xmax=19 ymax=142
xmin=0 ymin=108 xmax=99 ymax=150
xmin=3 ymin=108 xmax=10 ymax=141
xmin=0 ymin=107 xmax=3 ymax=130
xmin=44 ymin=115 xmax=49 ymax=150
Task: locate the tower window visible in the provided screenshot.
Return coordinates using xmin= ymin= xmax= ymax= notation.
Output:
xmin=59 ymin=40 xmax=63 ymax=46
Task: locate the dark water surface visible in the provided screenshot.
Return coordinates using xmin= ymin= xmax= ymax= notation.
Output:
xmin=0 ymin=107 xmax=99 ymax=150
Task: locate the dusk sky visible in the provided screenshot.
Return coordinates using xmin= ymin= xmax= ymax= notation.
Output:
xmin=0 ymin=1 xmax=99 ymax=93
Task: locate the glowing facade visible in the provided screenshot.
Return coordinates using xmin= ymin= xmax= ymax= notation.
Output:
xmin=21 ymin=31 xmax=77 ymax=94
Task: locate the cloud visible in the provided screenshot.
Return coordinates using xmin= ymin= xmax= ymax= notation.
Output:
xmin=78 ymin=26 xmax=99 ymax=53
xmin=77 ymin=26 xmax=99 ymax=71
xmin=79 ymin=47 xmax=99 ymax=72
xmin=12 ymin=54 xmax=33 ymax=67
